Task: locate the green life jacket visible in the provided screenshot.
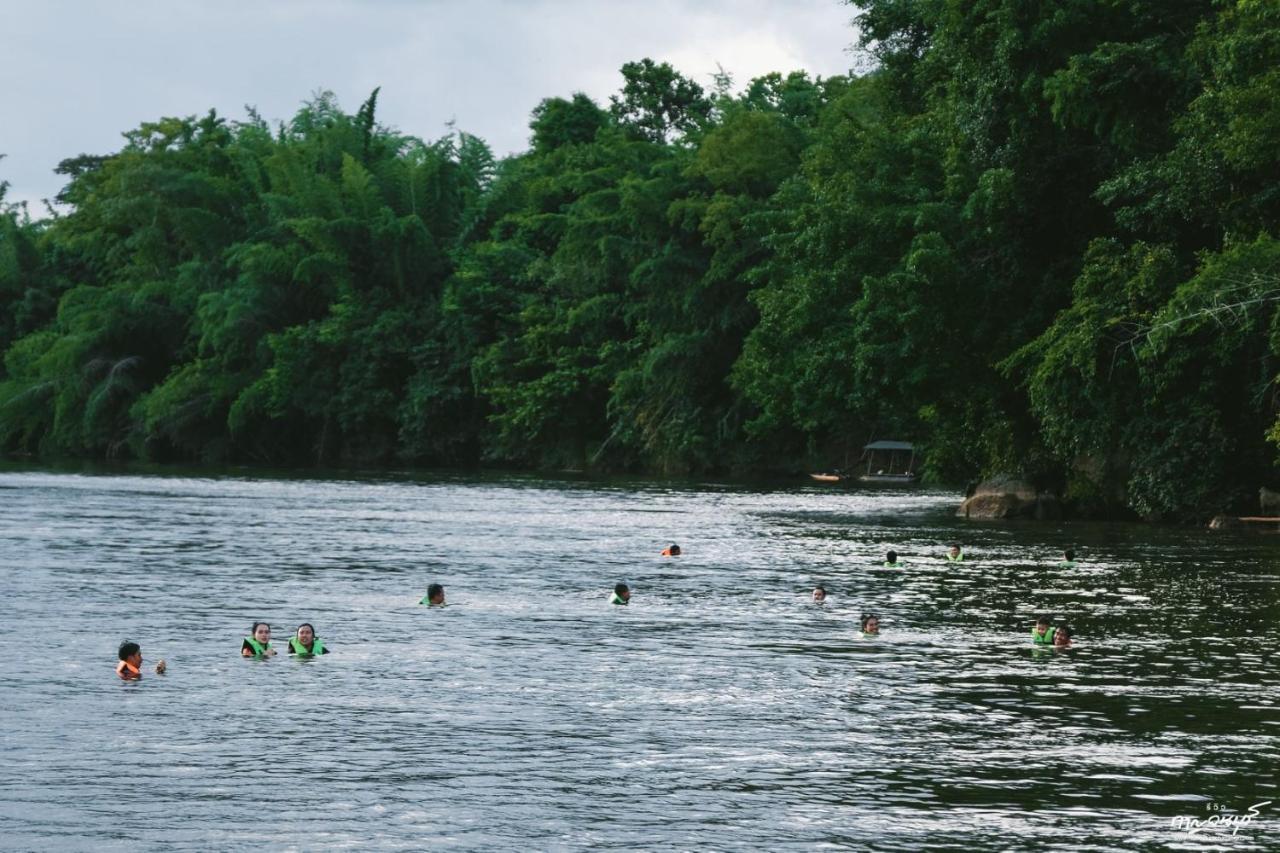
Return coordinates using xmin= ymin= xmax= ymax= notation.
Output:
xmin=946 ymin=550 xmax=964 ymax=563
xmin=288 ymin=636 xmax=326 ymax=656
xmin=1059 ymin=560 xmax=1077 ymax=569
xmin=1032 ymin=627 xmax=1054 ymax=645
xmin=610 ymin=593 xmax=628 ymax=605
xmin=243 ymin=636 xmax=270 ymax=656
xmin=884 ymin=561 xmax=903 ymax=568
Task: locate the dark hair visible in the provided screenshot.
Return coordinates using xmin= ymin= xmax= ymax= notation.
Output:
xmin=813 ymin=585 xmax=826 ymax=594
xmin=427 ymin=583 xmax=444 ymax=600
xmin=886 ymin=550 xmax=897 ymax=562
xmin=1064 ymin=549 xmax=1075 ymax=561
xmin=297 ymin=622 xmax=316 ymax=637
xmin=1055 ymin=624 xmax=1073 ymax=639
xmin=860 ymin=613 xmax=879 ymax=631
xmin=614 ymin=582 xmax=629 ymax=596
xmin=250 ymin=621 xmax=270 ymax=634
xmin=949 ymin=543 xmax=961 ymax=550
xmin=118 ymin=641 xmax=140 ymax=660
xmin=1035 ymin=614 xmax=1051 ymax=626
xmin=669 ymin=544 xmax=681 ymax=555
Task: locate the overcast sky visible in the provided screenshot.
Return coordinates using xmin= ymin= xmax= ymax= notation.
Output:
xmin=0 ymin=0 xmax=861 ymax=211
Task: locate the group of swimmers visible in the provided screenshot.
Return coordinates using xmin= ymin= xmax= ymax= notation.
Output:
xmin=812 ymin=544 xmax=1079 ymax=647
xmin=115 ymin=542 xmax=1079 ymax=679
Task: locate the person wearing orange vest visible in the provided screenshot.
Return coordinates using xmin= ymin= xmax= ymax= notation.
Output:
xmin=116 ymin=641 xmax=166 ymax=679
xmin=662 ymin=544 xmax=681 ymax=556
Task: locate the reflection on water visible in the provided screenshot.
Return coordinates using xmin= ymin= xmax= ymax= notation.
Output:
xmin=1 ymin=469 xmax=1277 ymax=850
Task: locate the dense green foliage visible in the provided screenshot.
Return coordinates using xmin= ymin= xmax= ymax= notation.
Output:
xmin=3 ymin=1 xmax=1279 ymax=519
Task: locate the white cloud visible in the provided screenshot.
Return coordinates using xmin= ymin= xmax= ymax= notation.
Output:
xmin=0 ymin=0 xmax=859 ymax=211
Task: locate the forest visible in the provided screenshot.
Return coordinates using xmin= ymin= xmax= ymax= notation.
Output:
xmin=2 ymin=0 xmax=1278 ymax=521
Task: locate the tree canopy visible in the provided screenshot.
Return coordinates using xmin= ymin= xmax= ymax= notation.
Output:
xmin=3 ymin=0 xmax=1280 ymax=520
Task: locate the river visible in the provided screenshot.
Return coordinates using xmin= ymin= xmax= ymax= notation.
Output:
xmin=1 ymin=468 xmax=1277 ymax=850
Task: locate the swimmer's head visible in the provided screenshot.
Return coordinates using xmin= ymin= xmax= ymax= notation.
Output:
xmin=614 ymin=582 xmax=630 ymax=601
xmin=118 ymin=641 xmax=141 ymax=662
xmin=1063 ymin=549 xmax=1075 ymax=561
xmin=668 ymin=544 xmax=681 ymax=556
xmin=1035 ymin=615 xmax=1051 ymax=630
xmin=251 ymin=622 xmax=271 ymax=643
xmin=812 ymin=586 xmax=827 ymax=602
xmin=297 ymin=623 xmax=316 ymax=645
xmin=860 ymin=613 xmax=880 ymax=634
xmin=1054 ymin=625 xmax=1073 ymax=646
xmin=886 ymin=550 xmax=898 ymax=563
xmin=426 ymin=583 xmax=445 ymax=605
xmin=948 ymin=544 xmax=961 ymax=558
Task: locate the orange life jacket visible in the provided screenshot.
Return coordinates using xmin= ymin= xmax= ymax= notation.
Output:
xmin=116 ymin=660 xmax=141 ymax=680
xmin=662 ymin=547 xmax=680 ymax=556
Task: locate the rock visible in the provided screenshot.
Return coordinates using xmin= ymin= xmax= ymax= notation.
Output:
xmin=1260 ymin=487 xmax=1280 ymax=514
xmin=957 ymin=475 xmax=1060 ymax=520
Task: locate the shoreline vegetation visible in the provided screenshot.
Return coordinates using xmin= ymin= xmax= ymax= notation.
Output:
xmin=3 ymin=3 xmax=1280 ymax=524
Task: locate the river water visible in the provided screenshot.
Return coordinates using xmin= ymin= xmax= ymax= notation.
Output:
xmin=0 ymin=468 xmax=1277 ymax=850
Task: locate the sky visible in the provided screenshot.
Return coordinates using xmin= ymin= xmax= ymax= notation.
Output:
xmin=0 ymin=0 xmax=862 ymax=212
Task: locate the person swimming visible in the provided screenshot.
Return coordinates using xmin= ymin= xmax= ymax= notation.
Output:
xmin=662 ymin=544 xmax=681 ymax=557
xmin=1053 ymin=624 xmax=1073 ymax=647
xmin=946 ymin=544 xmax=964 ymax=563
xmin=116 ymin=641 xmax=165 ymax=679
xmin=884 ymin=550 xmax=903 ymax=568
xmin=1059 ymin=549 xmax=1077 ymax=568
xmin=242 ymin=622 xmax=277 ymax=657
xmin=860 ymin=613 xmax=880 ymax=637
xmin=287 ymin=623 xmax=329 ymax=656
xmin=420 ymin=583 xmax=446 ymax=606
xmin=1032 ymin=615 xmax=1054 ymax=645
xmin=812 ymin=585 xmax=827 ymax=602
xmin=610 ymin=582 xmax=631 ymax=605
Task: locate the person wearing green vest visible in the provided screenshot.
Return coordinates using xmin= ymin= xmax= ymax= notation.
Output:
xmin=1031 ymin=615 xmax=1054 ymax=645
xmin=419 ymin=583 xmax=446 ymax=606
xmin=1059 ymin=549 xmax=1077 ymax=569
xmin=241 ymin=621 xmax=277 ymax=657
xmin=946 ymin=544 xmax=964 ymax=563
xmin=860 ymin=613 xmax=880 ymax=637
xmin=884 ymin=550 xmax=904 ymax=568
xmin=288 ymin=623 xmax=329 ymax=656
xmin=610 ymin=582 xmax=630 ymax=605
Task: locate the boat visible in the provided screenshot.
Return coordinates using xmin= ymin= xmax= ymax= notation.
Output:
xmin=858 ymin=441 xmax=918 ymax=483
xmin=809 ymin=473 xmax=842 ymax=483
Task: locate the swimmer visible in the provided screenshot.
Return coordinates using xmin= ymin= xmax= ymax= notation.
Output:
xmin=116 ymin=642 xmax=142 ymax=679
xmin=946 ymin=544 xmax=964 ymax=563
xmin=662 ymin=544 xmax=681 ymax=557
xmin=1053 ymin=625 xmax=1073 ymax=647
xmin=1059 ymin=549 xmax=1077 ymax=568
xmin=860 ymin=613 xmax=880 ymax=637
xmin=420 ymin=583 xmax=446 ymax=606
xmin=116 ymin=641 xmax=165 ymax=679
xmin=287 ymin=623 xmax=329 ymax=656
xmin=884 ymin=550 xmax=904 ymax=568
xmin=1032 ymin=615 xmax=1054 ymax=645
xmin=610 ymin=582 xmax=631 ymax=605
xmin=812 ymin=585 xmax=827 ymax=602
xmin=242 ymin=622 xmax=277 ymax=657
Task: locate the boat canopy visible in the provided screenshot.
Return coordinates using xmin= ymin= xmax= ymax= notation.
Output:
xmin=863 ymin=440 xmax=914 ymax=451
